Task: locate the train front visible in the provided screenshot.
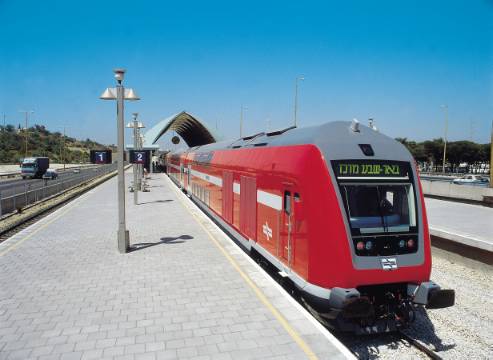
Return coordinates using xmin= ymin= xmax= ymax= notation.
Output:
xmin=316 ymin=122 xmax=455 ymax=334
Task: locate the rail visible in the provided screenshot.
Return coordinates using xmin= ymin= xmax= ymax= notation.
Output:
xmin=0 ymin=163 xmax=117 ymax=217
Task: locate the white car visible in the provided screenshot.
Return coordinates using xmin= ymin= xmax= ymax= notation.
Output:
xmin=452 ymin=175 xmax=489 ymax=185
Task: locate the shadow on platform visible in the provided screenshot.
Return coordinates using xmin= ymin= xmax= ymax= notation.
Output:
xmin=138 ymin=199 xmax=174 ymax=205
xmin=130 ymin=235 xmax=193 ymax=251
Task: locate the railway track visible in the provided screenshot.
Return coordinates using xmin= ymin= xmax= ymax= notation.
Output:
xmin=332 ymin=329 xmax=444 ymax=360
xmin=399 ymin=331 xmax=443 ymax=360
xmin=0 ymin=198 xmax=71 ymax=243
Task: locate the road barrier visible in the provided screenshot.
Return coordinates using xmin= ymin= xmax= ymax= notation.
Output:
xmin=421 ymin=179 xmax=493 ymax=204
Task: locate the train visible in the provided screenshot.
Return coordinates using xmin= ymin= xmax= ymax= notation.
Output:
xmin=165 ymin=120 xmax=455 ymax=334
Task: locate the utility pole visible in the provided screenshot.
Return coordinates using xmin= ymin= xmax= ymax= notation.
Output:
xmin=19 ymin=110 xmax=34 ymax=159
xmin=63 ymin=126 xmax=66 ymax=170
xmin=294 ymin=76 xmax=304 ymax=127
xmin=441 ymin=105 xmax=448 ymax=174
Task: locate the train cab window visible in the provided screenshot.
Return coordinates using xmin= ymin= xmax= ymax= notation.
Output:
xmin=284 ymin=191 xmax=291 ymax=215
xmin=294 ymin=193 xmax=300 ymax=202
xmin=340 ymin=184 xmax=416 ymax=234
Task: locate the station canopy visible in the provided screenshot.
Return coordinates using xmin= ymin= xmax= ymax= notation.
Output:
xmin=143 ymin=111 xmax=219 ymax=148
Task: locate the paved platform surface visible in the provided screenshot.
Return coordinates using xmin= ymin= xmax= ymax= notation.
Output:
xmin=425 ymin=197 xmax=493 ymax=252
xmin=0 ymin=172 xmax=352 ymax=360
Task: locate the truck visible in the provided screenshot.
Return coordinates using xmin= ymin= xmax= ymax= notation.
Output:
xmin=20 ymin=157 xmax=50 ymax=179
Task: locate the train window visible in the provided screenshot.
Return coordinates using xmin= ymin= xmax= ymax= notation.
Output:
xmin=340 ymin=184 xmax=416 ymax=234
xmin=284 ymin=191 xmax=291 ymax=215
xmin=294 ymin=193 xmax=300 ymax=202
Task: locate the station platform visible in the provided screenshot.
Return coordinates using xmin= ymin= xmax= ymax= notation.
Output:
xmin=0 ymin=172 xmax=353 ymax=360
xmin=425 ymin=197 xmax=493 ymax=252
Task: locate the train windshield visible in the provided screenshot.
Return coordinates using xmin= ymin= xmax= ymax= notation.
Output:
xmin=340 ymin=184 xmax=416 ymax=234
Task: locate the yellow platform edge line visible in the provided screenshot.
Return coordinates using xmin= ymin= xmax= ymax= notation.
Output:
xmin=170 ymin=182 xmax=318 ymax=360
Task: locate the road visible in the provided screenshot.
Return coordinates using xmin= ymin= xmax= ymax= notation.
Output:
xmin=0 ymin=166 xmax=102 ymax=197
xmin=0 ymin=164 xmax=117 ymax=217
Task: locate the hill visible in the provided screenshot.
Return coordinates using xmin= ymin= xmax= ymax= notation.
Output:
xmin=0 ymin=124 xmax=112 ymax=164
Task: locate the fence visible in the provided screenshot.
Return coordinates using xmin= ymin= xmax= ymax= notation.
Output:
xmin=0 ymin=163 xmax=117 ymax=217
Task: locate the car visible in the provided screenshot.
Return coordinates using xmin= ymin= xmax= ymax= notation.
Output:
xmin=72 ymin=168 xmax=81 ymax=174
xmin=452 ymin=175 xmax=489 ymax=185
xmin=42 ymin=168 xmax=58 ymax=180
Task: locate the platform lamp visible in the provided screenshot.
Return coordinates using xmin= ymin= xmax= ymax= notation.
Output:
xmin=294 ymin=76 xmax=304 ymax=127
xmin=126 ymin=113 xmax=145 ymax=205
xmin=490 ymin=119 xmax=493 ymax=187
xmin=440 ymin=104 xmax=449 ymax=174
xmin=100 ymin=68 xmax=140 ymax=254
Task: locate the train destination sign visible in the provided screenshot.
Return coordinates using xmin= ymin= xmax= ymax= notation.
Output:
xmin=332 ymin=160 xmax=409 ymax=178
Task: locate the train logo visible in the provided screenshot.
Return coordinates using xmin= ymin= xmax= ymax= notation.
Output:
xmin=262 ymin=222 xmax=273 ymax=241
xmin=381 ymin=258 xmax=398 ymax=271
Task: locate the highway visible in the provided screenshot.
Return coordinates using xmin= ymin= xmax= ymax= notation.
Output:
xmin=0 ymin=166 xmax=99 ymax=197
xmin=0 ymin=164 xmax=116 ymax=216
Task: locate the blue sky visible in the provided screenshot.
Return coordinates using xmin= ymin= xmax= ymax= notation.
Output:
xmin=1 ymin=0 xmax=492 ymax=147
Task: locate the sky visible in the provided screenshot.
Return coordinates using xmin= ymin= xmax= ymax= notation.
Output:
xmin=1 ymin=0 xmax=492 ymax=148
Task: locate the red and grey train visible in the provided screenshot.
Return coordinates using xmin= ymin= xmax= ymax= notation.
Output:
xmin=166 ymin=121 xmax=454 ymax=334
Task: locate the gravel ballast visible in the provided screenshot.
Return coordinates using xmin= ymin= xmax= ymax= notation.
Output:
xmin=339 ymin=250 xmax=493 ymax=359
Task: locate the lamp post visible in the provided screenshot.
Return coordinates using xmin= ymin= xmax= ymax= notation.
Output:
xmin=441 ymin=105 xmax=448 ymax=174
xmin=127 ymin=114 xmax=145 ymax=204
xmin=294 ymin=76 xmax=304 ymax=127
xmin=240 ymin=105 xmax=247 ymax=137
xmin=139 ymin=133 xmax=145 ymax=189
xmin=100 ymin=68 xmax=140 ymax=253
xmin=19 ymin=110 xmax=34 ymax=158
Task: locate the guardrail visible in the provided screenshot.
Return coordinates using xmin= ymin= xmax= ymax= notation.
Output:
xmin=0 ymin=163 xmax=117 ymax=217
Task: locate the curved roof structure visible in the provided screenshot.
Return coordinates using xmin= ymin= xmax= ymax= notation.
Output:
xmin=143 ymin=111 xmax=219 ymax=148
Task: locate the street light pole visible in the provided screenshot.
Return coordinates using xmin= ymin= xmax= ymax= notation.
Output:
xmin=132 ymin=113 xmax=139 ymax=205
xmin=240 ymin=105 xmax=247 ymax=137
xmin=441 ymin=105 xmax=448 ymax=174
xmin=294 ymin=76 xmax=304 ymax=127
xmin=100 ymin=68 xmax=140 ymax=253
xmin=490 ymin=119 xmax=492 ymax=187
xmin=115 ymin=72 xmax=129 ymax=253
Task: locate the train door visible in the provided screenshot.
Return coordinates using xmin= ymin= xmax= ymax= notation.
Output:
xmin=222 ymin=171 xmax=233 ymax=223
xmin=180 ymin=164 xmax=184 ymax=186
xmin=280 ymin=190 xmax=294 ymax=267
xmin=240 ymin=176 xmax=257 ymax=241
xmin=186 ymin=165 xmax=192 ymax=192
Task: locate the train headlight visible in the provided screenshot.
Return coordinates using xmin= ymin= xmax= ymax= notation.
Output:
xmin=407 ymin=239 xmax=415 ymax=248
xmin=356 ymin=241 xmax=365 ymax=251
xmin=399 ymin=240 xmax=406 ymax=248
xmin=365 ymin=241 xmax=373 ymax=250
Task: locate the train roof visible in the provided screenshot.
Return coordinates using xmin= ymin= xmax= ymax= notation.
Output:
xmin=178 ymin=121 xmax=413 ymax=163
